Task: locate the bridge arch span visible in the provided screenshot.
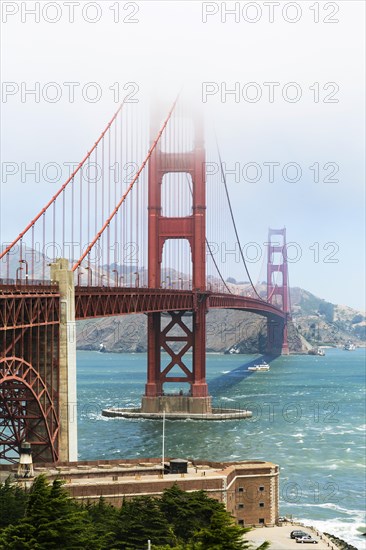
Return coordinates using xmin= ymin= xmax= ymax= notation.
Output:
xmin=0 ymin=357 xmax=59 ymax=464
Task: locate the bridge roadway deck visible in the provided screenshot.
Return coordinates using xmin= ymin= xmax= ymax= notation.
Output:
xmin=0 ymin=284 xmax=285 ymax=322
xmin=74 ymin=286 xmax=286 ymax=320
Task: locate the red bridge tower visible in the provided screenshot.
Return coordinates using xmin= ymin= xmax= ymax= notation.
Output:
xmin=266 ymin=228 xmax=290 ymax=355
xmin=142 ymin=111 xmax=211 ymax=414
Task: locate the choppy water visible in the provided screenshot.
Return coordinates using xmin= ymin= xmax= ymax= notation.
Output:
xmin=77 ymin=348 xmax=366 ymax=548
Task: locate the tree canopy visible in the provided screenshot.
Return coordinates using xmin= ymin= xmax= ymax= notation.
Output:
xmin=0 ymin=478 xmax=269 ymax=550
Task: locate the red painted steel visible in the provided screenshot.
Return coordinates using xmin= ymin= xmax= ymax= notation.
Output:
xmin=208 ymin=293 xmax=286 ymax=318
xmin=74 ymin=287 xmax=286 ymax=319
xmin=0 ymin=287 xmax=60 ymax=463
xmin=72 ymin=97 xmax=178 ymax=272
xmin=0 ymin=104 xmax=125 ymax=264
xmin=74 ymin=287 xmax=195 ymax=318
xmin=160 ymin=312 xmax=194 ymax=385
xmin=267 ymin=228 xmax=290 ymax=354
xmin=146 ymin=113 xmax=209 ymax=397
xmin=0 ymin=357 xmax=59 ymax=464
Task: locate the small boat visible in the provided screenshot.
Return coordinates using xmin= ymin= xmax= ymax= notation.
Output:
xmin=344 ymin=341 xmax=356 ymax=351
xmin=224 ymin=346 xmax=240 ymax=355
xmin=308 ymin=347 xmax=325 ymax=356
xmin=248 ymin=362 xmax=270 ymax=372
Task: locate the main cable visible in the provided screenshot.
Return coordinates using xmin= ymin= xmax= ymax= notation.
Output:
xmin=73 ymin=97 xmax=179 ymax=272
xmin=215 ymin=135 xmax=265 ymax=302
xmin=185 ymin=173 xmax=231 ymax=294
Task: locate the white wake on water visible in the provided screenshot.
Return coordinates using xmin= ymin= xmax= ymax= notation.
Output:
xmin=297 ymin=516 xmax=366 ymax=549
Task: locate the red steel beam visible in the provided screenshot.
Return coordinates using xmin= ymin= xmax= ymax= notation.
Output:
xmin=74 ymin=287 xmax=285 ymax=320
xmin=208 ymin=293 xmax=286 ymax=318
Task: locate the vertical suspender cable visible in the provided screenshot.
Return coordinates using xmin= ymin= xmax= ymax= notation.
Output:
xmin=101 ymin=136 xmax=105 ymax=276
xmin=87 ymin=155 xmax=90 ymax=261
xmin=53 ymin=201 xmax=56 ymax=262
xmin=216 ymin=137 xmax=264 ymax=301
xmin=62 ymin=189 xmax=65 ymax=259
xmin=72 ymin=96 xmax=178 ymax=273
xmin=71 ymin=176 xmax=75 ymax=264
xmin=42 ymin=213 xmax=46 ymax=280
xmin=94 ymin=147 xmax=98 ymax=250
xmin=31 ymin=225 xmax=35 ymax=279
xmin=79 ymin=169 xmax=83 ymax=266
xmin=114 ymin=114 xmax=118 ymax=272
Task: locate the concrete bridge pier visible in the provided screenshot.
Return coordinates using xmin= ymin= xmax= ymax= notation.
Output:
xmin=267 ymin=316 xmax=289 ymax=356
xmin=50 ymin=259 xmax=78 ymax=462
xmin=142 ymin=301 xmax=212 ymax=416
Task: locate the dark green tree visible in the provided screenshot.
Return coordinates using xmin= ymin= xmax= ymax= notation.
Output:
xmin=0 ymin=475 xmax=98 ymax=550
xmin=0 ymin=478 xmax=28 ymax=530
xmin=0 ymin=478 xmax=270 ymax=550
xmin=192 ymin=508 xmax=249 ymax=550
xmin=0 ymin=520 xmax=39 ymax=550
xmin=159 ymin=485 xmax=223 ymax=543
xmin=84 ymin=496 xmax=119 ymax=549
xmin=114 ymin=496 xmax=176 ymax=549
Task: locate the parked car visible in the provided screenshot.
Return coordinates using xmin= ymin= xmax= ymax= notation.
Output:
xmin=291 ymin=530 xmax=309 ymax=539
xmin=296 ymin=535 xmax=318 ymax=544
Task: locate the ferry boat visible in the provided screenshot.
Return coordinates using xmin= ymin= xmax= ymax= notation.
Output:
xmin=248 ymin=362 xmax=270 ymax=372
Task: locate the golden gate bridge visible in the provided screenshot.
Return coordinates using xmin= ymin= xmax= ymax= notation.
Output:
xmin=0 ymin=97 xmax=289 ymax=464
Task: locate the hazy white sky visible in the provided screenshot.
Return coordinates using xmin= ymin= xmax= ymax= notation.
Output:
xmin=0 ymin=0 xmax=365 ymax=309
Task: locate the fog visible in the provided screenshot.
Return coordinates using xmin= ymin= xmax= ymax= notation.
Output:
xmin=1 ymin=1 xmax=365 ymax=309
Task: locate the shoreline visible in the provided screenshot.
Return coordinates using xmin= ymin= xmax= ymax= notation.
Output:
xmin=289 ymin=520 xmax=361 ymax=550
xmin=248 ymin=521 xmax=362 ymax=550
xmin=77 ymin=346 xmax=366 ymax=354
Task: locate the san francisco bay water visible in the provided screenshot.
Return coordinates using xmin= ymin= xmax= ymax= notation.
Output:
xmin=77 ymin=348 xmax=366 ymax=548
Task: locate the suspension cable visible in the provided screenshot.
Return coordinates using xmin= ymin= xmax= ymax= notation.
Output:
xmin=0 ymin=101 xmax=126 ymax=261
xmin=206 ymin=239 xmax=232 ymax=293
xmin=72 ymin=97 xmax=179 ymax=271
xmin=215 ymin=135 xmax=264 ymax=301
xmin=185 ymin=173 xmax=232 ymax=293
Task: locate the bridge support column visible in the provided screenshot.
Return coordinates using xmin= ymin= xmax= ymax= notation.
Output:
xmin=142 ymin=106 xmax=211 ymax=415
xmin=145 ymin=312 xmax=163 ymax=397
xmin=267 ymin=317 xmax=289 ymax=356
xmin=50 ymin=259 xmax=78 ymax=462
xmin=282 ymin=323 xmax=289 ymax=355
xmin=142 ymin=302 xmax=211 ymax=414
xmin=191 ymin=300 xmax=209 ymax=398
xmin=266 ymin=228 xmax=290 ymax=355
